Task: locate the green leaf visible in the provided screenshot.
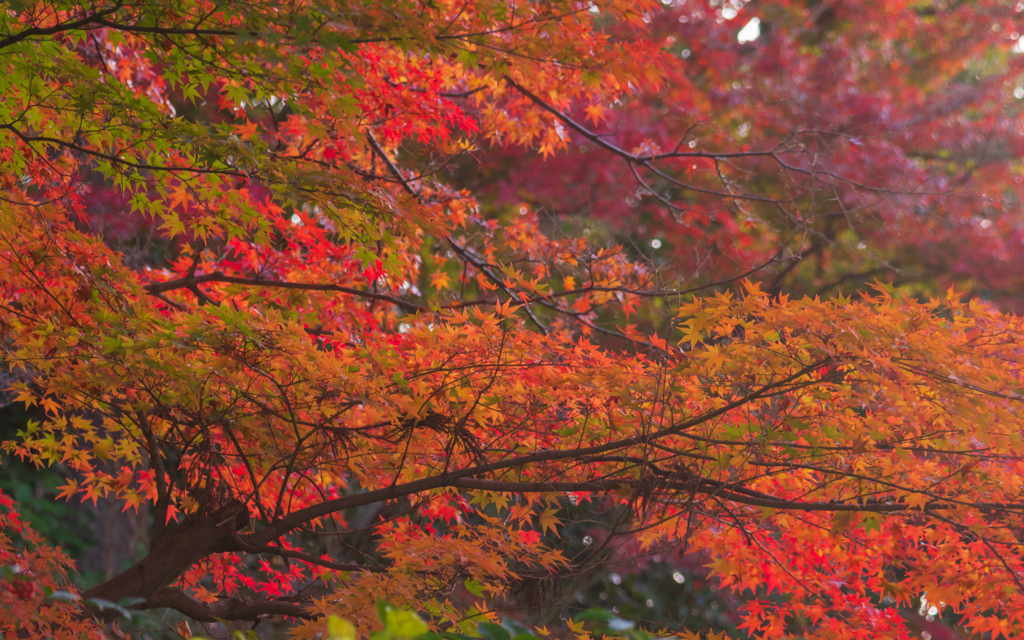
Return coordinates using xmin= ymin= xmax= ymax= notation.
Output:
xmin=456 ymin=49 xmax=479 ymax=67
xmin=477 ymin=622 xmax=511 ymax=640
xmin=81 ymin=597 xmax=135 ymax=620
xmin=464 ymin=578 xmax=485 ymax=597
xmin=862 ymin=513 xmax=882 ymax=533
xmin=574 ymin=608 xmax=633 ymax=634
xmin=328 ymin=615 xmax=357 ymax=640
xmin=379 ymin=604 xmax=429 ymax=638
xmin=46 ymin=589 xmax=80 ymax=602
xmin=500 ymin=619 xmax=539 ymax=640
xmin=420 ymin=632 xmax=475 ymax=640
xmin=574 ymin=609 xmax=613 ymax=623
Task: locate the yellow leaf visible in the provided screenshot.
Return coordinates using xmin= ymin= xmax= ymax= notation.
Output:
xmin=539 ymin=507 xmax=560 ymax=535
xmin=327 ymin=615 xmax=356 ymax=640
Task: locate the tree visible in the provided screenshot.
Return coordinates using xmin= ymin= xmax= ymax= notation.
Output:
xmin=3 ymin=1 xmax=1024 ymax=639
xmin=466 ymin=0 xmax=1024 ymax=307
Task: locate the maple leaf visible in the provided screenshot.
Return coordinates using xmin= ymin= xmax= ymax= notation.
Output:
xmin=431 ymin=270 xmax=452 ymax=291
xmin=0 ymin=489 xmax=15 ymax=512
xmin=55 ymin=481 xmax=78 ymax=501
xmin=6 ymin=1 xmax=1024 ymax=638
xmin=584 ymin=103 xmax=607 ymax=125
xmin=233 ymin=120 xmax=260 ymax=139
xmin=538 ymin=507 xmax=560 ymax=535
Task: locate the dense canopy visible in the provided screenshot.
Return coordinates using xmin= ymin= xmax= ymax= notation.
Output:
xmin=3 ymin=1 xmax=1024 ymax=639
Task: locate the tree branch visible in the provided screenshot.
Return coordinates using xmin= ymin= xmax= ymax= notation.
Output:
xmin=232 ymin=536 xmax=387 ymax=573
xmin=366 ymin=130 xmax=420 ymax=198
xmin=0 ymin=124 xmax=248 ymax=177
xmin=138 ymin=587 xmax=313 ymax=621
xmin=143 ymin=272 xmax=428 ymax=313
xmin=243 ymin=360 xmax=833 ymax=546
xmin=0 ymin=4 xmax=123 ymax=50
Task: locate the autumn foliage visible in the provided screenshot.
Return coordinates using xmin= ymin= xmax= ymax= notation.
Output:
xmin=4 ymin=0 xmax=1024 ymax=639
